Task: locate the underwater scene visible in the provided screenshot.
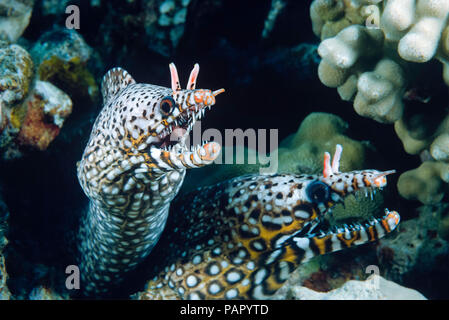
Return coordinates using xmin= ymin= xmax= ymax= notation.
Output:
xmin=0 ymin=0 xmax=448 ymax=301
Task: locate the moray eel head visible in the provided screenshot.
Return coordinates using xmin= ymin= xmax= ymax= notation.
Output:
xmin=98 ymin=63 xmax=225 ymax=175
xmin=149 ymin=63 xmax=224 ymax=159
xmin=260 ymin=144 xmax=400 ymax=268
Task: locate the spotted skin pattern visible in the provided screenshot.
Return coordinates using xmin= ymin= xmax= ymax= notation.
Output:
xmin=77 ymin=64 xmax=224 ymax=295
xmin=136 ymin=146 xmax=400 ymax=300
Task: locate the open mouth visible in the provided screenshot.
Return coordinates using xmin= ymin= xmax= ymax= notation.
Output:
xmin=317 ymin=185 xmax=398 ymax=236
xmin=273 ymin=183 xmax=399 ymax=252
xmin=148 ymin=63 xmax=225 ymax=154
xmin=152 ymin=105 xmax=213 ymax=152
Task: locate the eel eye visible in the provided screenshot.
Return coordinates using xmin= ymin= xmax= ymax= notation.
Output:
xmin=306 ymin=181 xmax=330 ymax=204
xmin=160 ymin=96 xmax=175 ymax=115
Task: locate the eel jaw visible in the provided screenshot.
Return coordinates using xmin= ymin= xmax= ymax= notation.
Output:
xmin=150 ymin=63 xmax=225 ymax=156
xmin=277 ymin=144 xmax=401 ymax=247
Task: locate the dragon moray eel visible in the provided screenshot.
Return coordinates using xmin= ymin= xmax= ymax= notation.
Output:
xmin=77 ymin=63 xmax=225 ymax=295
xmin=136 ymin=145 xmax=400 ymax=299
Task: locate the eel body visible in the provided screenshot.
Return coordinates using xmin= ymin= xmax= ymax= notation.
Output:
xmin=136 ymin=145 xmax=400 ymax=299
xmin=77 ymin=64 xmax=224 ymax=295
xmin=77 ymin=64 xmax=400 ymax=299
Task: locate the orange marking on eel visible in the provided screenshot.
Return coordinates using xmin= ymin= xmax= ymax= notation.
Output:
xmin=381 ymin=219 xmax=391 ymax=233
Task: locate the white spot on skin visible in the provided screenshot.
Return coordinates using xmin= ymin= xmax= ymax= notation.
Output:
xmin=232 ymin=257 xmax=243 ymax=264
xmin=238 ymin=249 xmax=247 ymax=258
xmin=252 ymin=285 xmax=271 ymax=299
xmin=254 ymin=269 xmax=268 ymax=285
xmin=278 ymin=261 xmax=290 ymax=281
xmin=209 ymin=264 xmax=220 ymax=275
xmin=265 ymin=249 xmax=282 ymax=264
xmin=226 ymin=271 xmax=242 ymax=283
xmin=208 ymin=283 xmax=222 ymax=295
xmin=293 ymin=237 xmax=309 ymax=249
xmin=192 ymin=255 xmax=202 ymax=265
xmin=189 ymin=292 xmax=201 ymax=300
xmin=252 ymin=241 xmax=264 ymax=251
xmin=294 ymin=210 xmax=310 ymax=219
xmin=186 ymin=275 xmax=198 ymax=288
xmin=225 ymin=288 xmax=238 ymax=299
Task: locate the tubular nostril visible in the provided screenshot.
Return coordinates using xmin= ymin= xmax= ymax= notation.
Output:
xmin=212 ymin=88 xmax=225 ymax=97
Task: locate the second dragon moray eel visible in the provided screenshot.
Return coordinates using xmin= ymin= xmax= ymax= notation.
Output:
xmin=135 ymin=145 xmax=400 ymax=299
xmin=76 ymin=63 xmax=224 ymax=295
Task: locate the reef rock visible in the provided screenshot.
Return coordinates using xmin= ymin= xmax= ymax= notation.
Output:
xmin=377 ymin=205 xmax=449 ymax=299
xmin=0 ymin=0 xmax=33 ymax=43
xmin=275 ymin=275 xmax=426 ymax=300
xmin=143 ymin=0 xmax=192 ymax=56
xmin=17 ymin=80 xmax=72 ymax=151
xmin=0 ymin=190 xmax=11 ymax=300
xmin=28 ymin=286 xmax=65 ymax=300
xmin=31 ymin=28 xmax=98 ymax=102
xmin=0 ymin=41 xmax=33 ymax=105
xmin=0 ymin=32 xmax=80 ymax=159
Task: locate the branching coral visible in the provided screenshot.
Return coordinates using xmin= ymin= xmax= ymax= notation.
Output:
xmin=311 ymin=0 xmax=449 ymax=204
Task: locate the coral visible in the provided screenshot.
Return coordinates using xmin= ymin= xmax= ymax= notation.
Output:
xmin=277 ymin=112 xmax=367 ymax=174
xmin=0 ymin=41 xmax=35 ymax=159
xmin=311 ymin=0 xmax=449 ymax=204
xmin=275 ymin=275 xmax=426 ymax=300
xmin=0 ymin=41 xmax=34 ymax=105
xmin=0 ymin=0 xmax=33 ymax=43
xmin=31 ymin=28 xmax=98 ymax=101
xmin=397 ymin=161 xmax=449 ymax=204
xmin=310 ymin=0 xmax=376 ymax=40
xmin=17 ymin=81 xmax=72 ymax=151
